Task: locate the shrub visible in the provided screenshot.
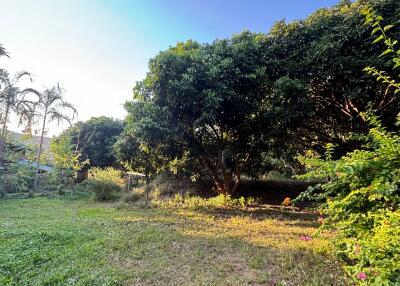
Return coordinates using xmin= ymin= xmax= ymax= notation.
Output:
xmin=56 ymin=182 xmax=91 ymax=201
xmin=86 ymin=167 xmax=124 ymax=201
xmin=297 ymin=13 xmax=400 ymax=284
xmin=0 ymin=163 xmax=34 ymax=194
xmin=297 ymin=117 xmax=400 ymax=285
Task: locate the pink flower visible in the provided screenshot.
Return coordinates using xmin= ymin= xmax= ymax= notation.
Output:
xmin=299 ymin=235 xmax=312 ymax=241
xmin=357 ymin=272 xmax=367 ymax=281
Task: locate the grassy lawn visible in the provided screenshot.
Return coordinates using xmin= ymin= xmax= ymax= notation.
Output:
xmin=0 ymin=197 xmax=348 ymax=286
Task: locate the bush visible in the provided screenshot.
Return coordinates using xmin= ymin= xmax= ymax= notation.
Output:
xmin=86 ymin=167 xmax=124 ymax=201
xmin=0 ymin=163 xmax=34 ymax=194
xmin=40 ymin=169 xmax=76 ymax=192
xmin=297 ymin=117 xmax=400 ymax=285
xmin=297 ymin=13 xmax=400 ymax=284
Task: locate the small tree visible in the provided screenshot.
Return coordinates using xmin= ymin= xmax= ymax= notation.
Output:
xmin=59 ymin=116 xmax=124 ymax=168
xmin=50 ymin=135 xmax=88 ymax=171
xmin=50 ymin=135 xmax=88 ymax=188
xmin=33 ymin=85 xmax=77 ymax=190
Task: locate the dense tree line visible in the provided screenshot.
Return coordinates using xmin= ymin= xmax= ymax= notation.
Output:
xmin=114 ymin=0 xmax=400 ymax=194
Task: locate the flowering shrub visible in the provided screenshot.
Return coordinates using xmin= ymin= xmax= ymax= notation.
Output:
xmin=297 ymin=117 xmax=400 ymax=285
xmin=296 ymin=8 xmax=400 ymax=283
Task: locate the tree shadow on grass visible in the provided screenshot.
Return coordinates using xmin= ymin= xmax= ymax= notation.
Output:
xmin=111 ymin=206 xmax=347 ymax=286
xmin=193 ymin=205 xmax=319 ymax=222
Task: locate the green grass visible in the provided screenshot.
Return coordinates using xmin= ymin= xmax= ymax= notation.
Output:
xmin=0 ymin=197 xmax=349 ymax=285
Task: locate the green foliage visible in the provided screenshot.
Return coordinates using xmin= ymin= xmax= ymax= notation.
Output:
xmin=362 ymin=6 xmax=400 ymax=95
xmin=86 ymin=167 xmax=124 ymax=201
xmin=122 ymin=32 xmax=275 ymax=194
xmin=297 ymin=9 xmax=400 ymax=283
xmin=262 ymin=0 xmax=400 ymax=157
xmin=32 ymin=85 xmax=77 ymax=191
xmin=50 ymin=135 xmax=88 ymax=171
xmin=60 ymin=116 xmax=124 ymax=168
xmin=0 ymin=162 xmax=34 ymax=194
xmin=0 ymin=70 xmax=38 ymax=164
xmin=298 ymin=117 xmax=400 ymax=285
xmin=153 ymin=193 xmax=255 ymax=210
xmin=118 ymin=0 xmax=400 ymax=194
xmin=113 ymin=131 xmax=166 ymax=177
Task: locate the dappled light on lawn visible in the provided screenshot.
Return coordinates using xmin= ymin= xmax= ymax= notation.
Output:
xmin=0 ymin=198 xmax=347 ymax=286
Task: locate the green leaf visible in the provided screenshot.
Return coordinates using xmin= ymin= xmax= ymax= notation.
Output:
xmin=371 ymin=27 xmax=380 ymax=35
xmin=372 ymin=34 xmax=384 ymax=44
xmin=393 ymin=58 xmax=400 ymax=69
xmin=383 ymin=25 xmax=394 ymax=31
xmin=364 ymin=18 xmax=373 ymax=25
xmin=380 ymin=49 xmax=393 ymax=57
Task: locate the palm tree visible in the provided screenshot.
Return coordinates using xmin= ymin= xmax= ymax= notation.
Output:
xmin=0 ymin=70 xmax=38 ymax=165
xmin=0 ymin=44 xmax=9 ymax=58
xmin=33 ymin=85 xmax=77 ymax=190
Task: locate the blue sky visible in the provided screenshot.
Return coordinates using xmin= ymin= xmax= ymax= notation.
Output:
xmin=0 ymin=0 xmax=339 ymax=135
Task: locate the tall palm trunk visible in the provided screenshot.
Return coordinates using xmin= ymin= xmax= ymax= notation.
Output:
xmin=0 ymin=102 xmax=11 ymax=166
xmin=33 ymin=111 xmax=47 ymax=191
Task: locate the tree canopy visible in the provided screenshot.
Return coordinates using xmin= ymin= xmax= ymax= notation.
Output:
xmin=119 ymin=0 xmax=400 ymax=194
xmin=59 ymin=116 xmax=124 ymax=168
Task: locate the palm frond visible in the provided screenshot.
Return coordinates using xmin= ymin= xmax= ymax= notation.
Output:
xmin=0 ymin=44 xmax=9 ymax=58
xmin=48 ymin=110 xmax=73 ymax=125
xmin=55 ymin=101 xmax=78 ymax=118
xmin=13 ymin=71 xmax=32 ymax=83
xmin=20 ymin=87 xmax=42 ymax=103
xmin=37 ymin=84 xmax=78 ymax=126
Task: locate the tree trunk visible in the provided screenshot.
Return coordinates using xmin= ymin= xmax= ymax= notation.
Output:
xmin=0 ymin=103 xmax=10 ymax=166
xmin=200 ymin=154 xmax=241 ymax=196
xmin=230 ymin=172 xmax=241 ymax=194
xmin=33 ymin=112 xmax=47 ymax=191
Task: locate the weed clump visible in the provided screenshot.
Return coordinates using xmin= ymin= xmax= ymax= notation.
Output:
xmin=86 ymin=167 xmax=124 ymax=201
xmin=153 ymin=193 xmax=255 ymax=210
